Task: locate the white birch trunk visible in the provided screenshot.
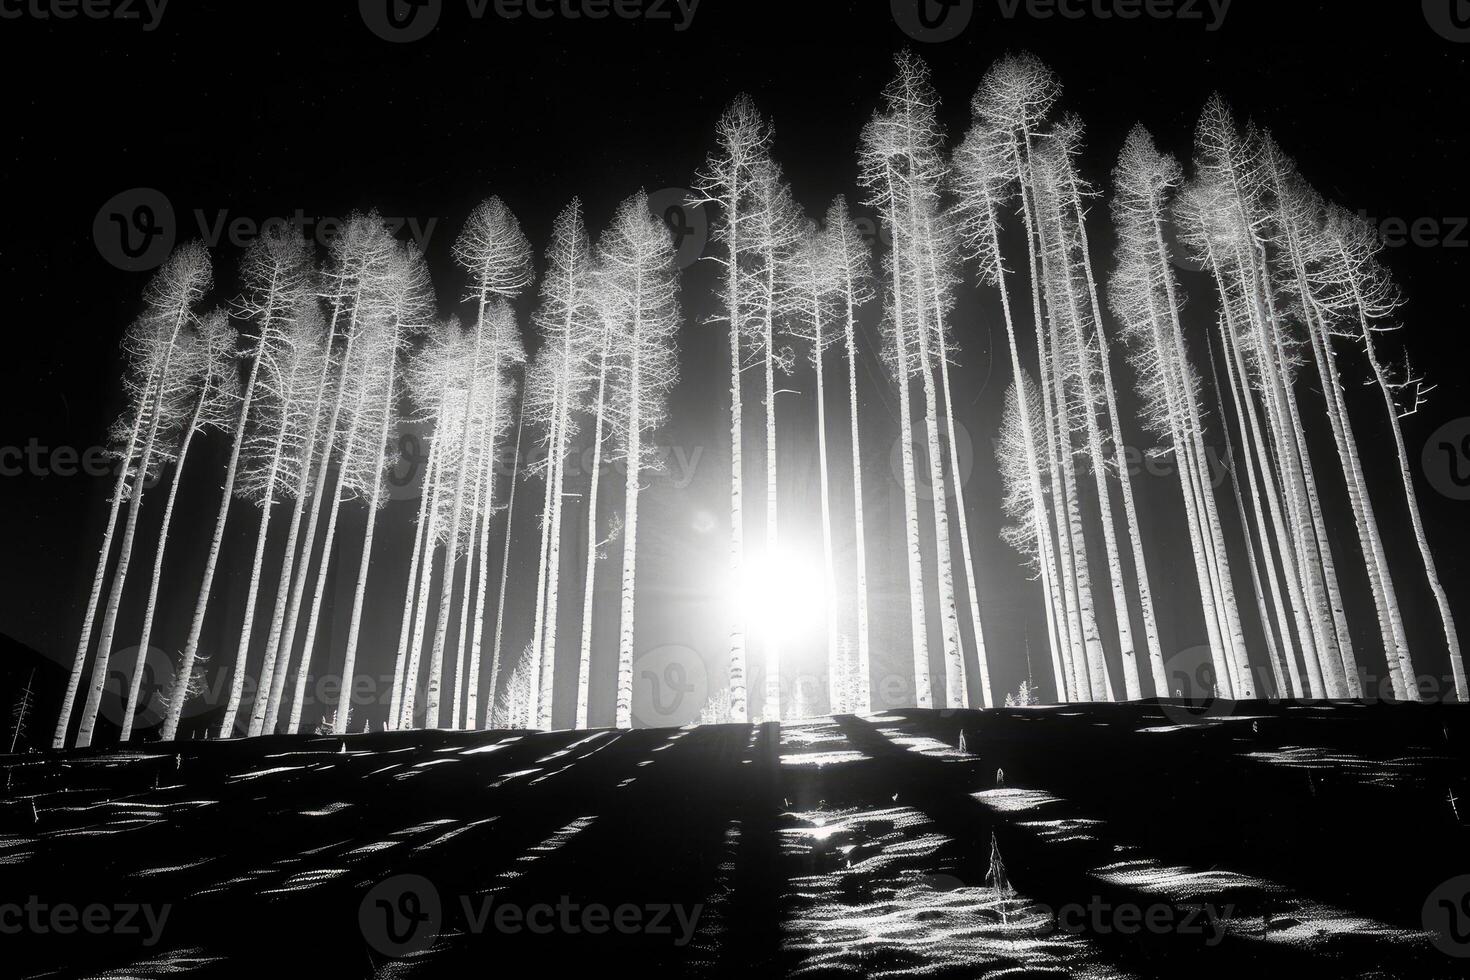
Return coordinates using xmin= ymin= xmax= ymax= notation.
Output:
xmin=576 ymin=333 xmax=610 ymax=728
xmin=55 ymin=363 xmax=154 ymax=748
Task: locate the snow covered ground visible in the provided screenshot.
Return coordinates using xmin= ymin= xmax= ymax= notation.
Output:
xmin=2 ymin=701 xmax=1467 ymax=977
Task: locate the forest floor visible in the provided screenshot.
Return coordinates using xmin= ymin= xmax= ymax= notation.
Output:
xmin=3 ymin=701 xmax=1469 ymax=978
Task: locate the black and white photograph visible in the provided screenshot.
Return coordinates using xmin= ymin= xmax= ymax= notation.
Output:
xmin=3 ymin=1 xmax=1470 ymax=976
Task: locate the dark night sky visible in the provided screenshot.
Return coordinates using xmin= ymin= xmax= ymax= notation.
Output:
xmin=2 ymin=0 xmax=1467 ymax=731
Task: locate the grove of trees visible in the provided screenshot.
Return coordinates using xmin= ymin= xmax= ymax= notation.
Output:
xmin=52 ymin=50 xmax=1465 ymax=746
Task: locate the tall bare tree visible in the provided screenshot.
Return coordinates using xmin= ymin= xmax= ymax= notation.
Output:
xmin=1313 ymin=206 xmax=1460 ymax=700
xmin=824 ymin=197 xmax=876 ymax=713
xmin=123 ymin=312 xmax=239 ymax=740
xmin=691 ymin=95 xmax=770 ymax=723
xmin=601 ymin=191 xmax=682 ymax=728
xmin=72 ymin=244 xmax=212 ymax=748
xmin=421 ymin=198 xmax=533 ymax=729
xmin=216 ymin=229 xmax=321 ymax=735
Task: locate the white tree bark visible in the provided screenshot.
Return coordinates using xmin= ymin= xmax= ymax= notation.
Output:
xmin=122 ymin=381 xmax=210 ymax=740
xmin=55 ymin=362 xmax=153 ymax=747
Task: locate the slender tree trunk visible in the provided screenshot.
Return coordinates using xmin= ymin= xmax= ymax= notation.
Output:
xmin=1135 ymin=274 xmax=1231 ymax=697
xmin=1047 ymin=229 xmax=1139 ymax=700
xmin=814 ymin=312 xmax=842 ymax=713
xmin=1218 ymin=319 xmax=1303 ymax=698
xmin=1301 ymin=301 xmax=1389 ymax=698
xmin=841 ymin=278 xmax=872 ymax=714
xmin=487 ymin=401 xmax=525 ymax=728
xmin=1034 ymin=217 xmax=1106 ymax=701
xmin=451 ymin=413 xmax=491 ymax=729
xmin=465 ymin=400 xmax=501 ymax=730
xmin=160 ymin=339 xmax=267 ymax=741
xmin=288 ymin=381 xmax=373 ymax=734
xmin=725 ymin=187 xmax=749 ymax=725
xmin=616 ymin=349 xmax=642 ymax=729
xmin=1354 ymin=300 xmax=1458 ymax=701
xmin=122 ymin=387 xmax=209 ymax=740
xmin=56 ymin=364 xmax=155 ymax=748
xmin=1253 ymin=255 xmax=1350 ymax=696
xmin=218 ymin=411 xmax=293 ymax=736
xmin=761 ymin=269 xmax=782 ymax=721
xmin=986 ymin=208 xmax=1069 ymax=701
xmin=78 ymin=338 xmax=182 ymax=747
xmin=400 ymin=447 xmax=448 ymax=728
xmin=262 ymin=310 xmax=357 ymax=735
xmin=932 ymin=303 xmax=991 ymax=707
xmin=332 ymin=350 xmax=402 ymax=734
xmin=1156 ymin=219 xmax=1253 ymax=697
xmin=883 ymin=182 xmax=931 ymax=710
xmin=907 ymin=257 xmax=967 ymax=708
xmin=424 ymin=282 xmax=496 ymax=728
xmin=576 ymin=334 xmax=610 ymax=729
xmin=1014 ymin=143 xmax=1086 ymax=699
xmin=1228 ymin=260 xmax=1330 ymax=697
xmin=1209 ymin=329 xmax=1289 ymax=697
xmin=539 ymin=385 xmax=570 ymax=731
xmin=389 ymin=432 xmax=441 ymax=730
xmin=527 ymin=406 xmax=559 ymax=729
xmin=1072 ymin=187 xmax=1168 ymax=696
xmin=1048 ymin=315 xmax=1110 ymax=701
xmin=451 ymin=470 xmax=480 ymax=730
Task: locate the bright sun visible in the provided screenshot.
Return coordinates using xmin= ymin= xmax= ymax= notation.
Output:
xmin=737 ymin=547 xmax=828 ymax=644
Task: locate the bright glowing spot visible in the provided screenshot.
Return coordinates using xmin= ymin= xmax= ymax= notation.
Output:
xmin=738 ymin=547 xmax=827 ymax=644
